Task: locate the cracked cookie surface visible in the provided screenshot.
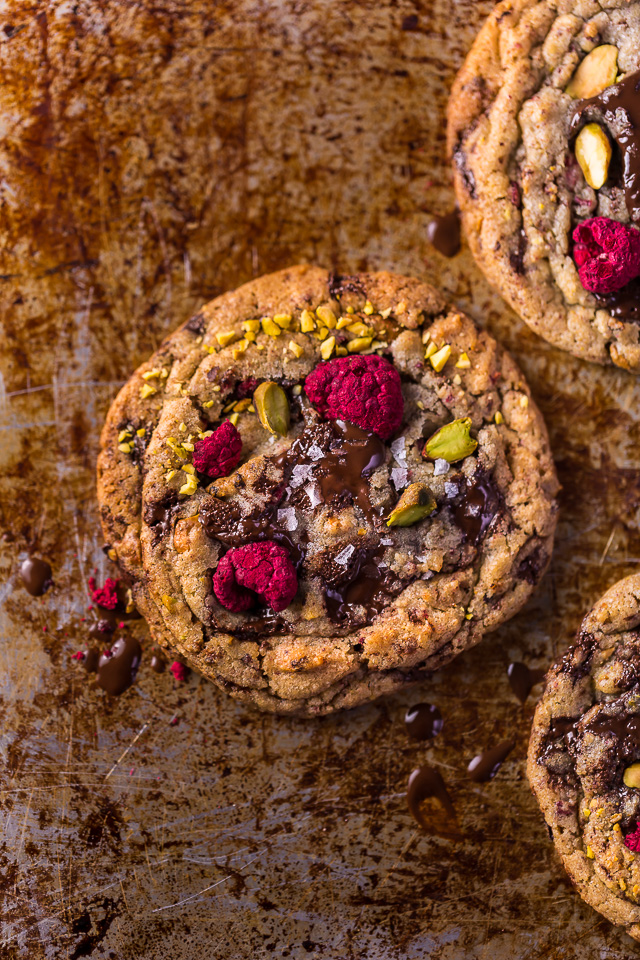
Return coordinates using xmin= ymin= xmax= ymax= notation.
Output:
xmin=448 ymin=0 xmax=640 ymax=371
xmin=97 ymin=265 xmax=558 ymax=715
xmin=528 ymin=573 xmax=640 ymax=940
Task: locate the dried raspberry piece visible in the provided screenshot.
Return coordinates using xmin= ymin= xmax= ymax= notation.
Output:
xmin=304 ymin=355 xmax=403 ymax=439
xmin=573 ymin=217 xmax=640 ymax=293
xmin=71 ymin=651 xmax=85 ymax=661
xmin=169 ymin=661 xmax=188 ymax=682
xmin=625 ymin=823 xmax=640 ymax=853
xmin=213 ymin=541 xmax=298 ymax=613
xmin=237 ymin=377 xmax=259 ymax=399
xmin=192 ymin=421 xmax=242 ymax=479
xmin=88 ymin=576 xmax=119 ymax=610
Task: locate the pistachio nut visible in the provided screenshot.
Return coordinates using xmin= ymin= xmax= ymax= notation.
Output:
xmin=423 ymin=417 xmax=478 ymax=463
xmin=624 ymin=762 xmax=640 ymax=789
xmin=566 ymin=45 xmax=618 ymax=100
xmin=386 ymin=483 xmax=436 ymax=528
xmin=575 ymin=123 xmax=611 ymax=190
xmin=253 ymin=381 xmax=290 ymax=437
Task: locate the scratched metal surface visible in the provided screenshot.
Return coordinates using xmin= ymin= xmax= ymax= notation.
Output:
xmin=1 ymin=1 xmax=640 ymax=957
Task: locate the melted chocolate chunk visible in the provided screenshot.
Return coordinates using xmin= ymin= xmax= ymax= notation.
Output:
xmin=96 ymin=635 xmax=142 ymax=695
xmin=20 ymin=556 xmax=53 ymax=596
xmin=582 ymin=709 xmax=640 ymax=758
xmin=594 ymin=277 xmax=640 ymax=322
xmin=452 ymin=471 xmax=501 ymax=545
xmin=144 ymin=493 xmax=178 ymax=541
xmin=507 ymin=661 xmax=546 ymax=703
xmin=453 ymin=142 xmax=477 ymax=199
xmin=323 ymin=547 xmax=400 ymax=625
xmin=571 ymin=69 xmax=640 ymax=222
xmin=539 ymin=716 xmax=578 ymax=764
xmin=327 ymin=272 xmax=366 ymax=299
xmin=407 ymin=765 xmax=456 ymax=828
xmin=426 ymin=210 xmax=461 ymax=258
xmin=185 ymin=312 xmax=205 ymax=334
xmin=467 ymin=740 xmax=515 ymax=782
xmin=404 ymin=703 xmax=443 ymax=741
xmin=150 ymin=649 xmax=166 ymax=673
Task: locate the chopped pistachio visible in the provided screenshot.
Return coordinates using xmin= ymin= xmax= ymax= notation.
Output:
xmin=273 ymin=313 xmax=292 ymax=329
xmin=253 ymin=381 xmax=290 ymax=437
xmin=395 ymin=301 xmax=406 ymax=314
xmin=222 ymin=401 xmax=235 ymax=413
xmin=107 ymin=548 xmax=117 ymax=561
xmin=465 ymin=611 xmax=473 ymax=620
xmin=321 ymin=336 xmax=336 ymax=360
xmin=289 ymin=340 xmax=304 ymax=358
xmin=520 ymin=395 xmax=529 ymax=408
xmin=216 ymin=330 xmax=238 ymax=348
xmin=363 ymin=300 xmax=374 ymax=315
xmin=203 ymin=400 xmax=214 ymax=408
xmin=292 ymin=384 xmax=302 ymax=396
xmin=347 ymin=336 xmax=373 ymax=353
xmin=336 ymin=317 xmax=351 ymax=329
xmin=624 ymin=763 xmax=640 ymax=788
xmin=234 ymin=398 xmax=252 ymax=412
xmin=244 ymin=331 xmax=257 ymax=342
xmin=313 ymin=326 xmax=329 ymax=340
xmin=430 ymin=344 xmax=452 ymax=372
xmin=456 ymin=352 xmax=471 ymax=369
xmin=387 ymin=483 xmax=436 ymax=528
xmin=424 ymin=342 xmax=437 ymax=360
xmin=228 ymin=412 xmax=240 ymax=426
xmin=495 ymin=411 xmax=504 ymax=425
xmin=416 ymin=400 xmax=425 ymax=410
xmin=336 ymin=346 xmax=348 ymax=356
xmin=453 ymin=374 xmax=462 ymax=386
xmin=232 ymin=339 xmax=249 ymax=360
xmin=118 ymin=429 xmax=132 ymax=442
xmin=380 ymin=307 xmax=392 ymax=319
xmin=200 ymin=430 xmax=213 ymax=438
xmin=165 ymin=471 xmax=176 ymax=481
xmin=118 ymin=442 xmax=132 ymax=453
xmin=586 ymin=846 xmax=595 ymax=859
xmin=242 ymin=319 xmax=261 ymax=333
xmin=347 ymin=321 xmax=373 ymax=337
xmin=136 ymin=428 xmax=146 ymax=437
xmin=300 ymin=309 xmax=316 ymax=332
xmin=179 ymin=422 xmax=186 ymax=431
xmin=422 ymin=329 xmax=432 ymax=343
xmin=261 ymin=317 xmax=282 ymax=337
xmin=162 ymin=594 xmax=177 ymax=611
xmin=248 ymin=404 xmax=255 ymax=413
xmin=346 ymin=306 xmax=355 ymax=314
xmin=316 ymin=305 xmax=337 ymax=328
xmin=371 ymin=340 xmax=387 ymax=350
xmin=140 ymin=383 xmax=157 ymax=399
xmin=179 ymin=475 xmax=199 ymax=496
xmin=212 ymin=385 xmax=221 ymax=393
xmin=182 ymin=463 xmax=195 ymax=475
xmin=142 ymin=369 xmax=159 ymax=380
xmin=424 ymin=417 xmax=478 ymax=463
xmin=182 ymin=441 xmax=194 ymax=451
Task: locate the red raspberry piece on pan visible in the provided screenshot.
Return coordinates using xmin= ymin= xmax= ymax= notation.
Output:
xmin=192 ymin=420 xmax=242 ymax=479
xmin=304 ymin=354 xmax=403 ymax=439
xmin=213 ymin=541 xmax=298 ymax=613
xmin=573 ymin=216 xmax=640 ymax=294
xmin=88 ymin=576 xmax=119 ymax=610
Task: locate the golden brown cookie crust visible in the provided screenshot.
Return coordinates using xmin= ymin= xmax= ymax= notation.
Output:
xmin=98 ymin=265 xmax=558 ymax=715
xmin=528 ymin=573 xmax=640 ymax=941
xmin=448 ymin=0 xmax=640 ymax=372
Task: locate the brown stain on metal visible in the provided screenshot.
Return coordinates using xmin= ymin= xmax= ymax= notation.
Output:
xmin=1 ymin=0 xmax=640 ymax=957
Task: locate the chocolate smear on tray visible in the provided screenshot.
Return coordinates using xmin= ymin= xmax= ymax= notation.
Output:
xmin=467 ymin=740 xmax=515 ymax=782
xmin=20 ymin=556 xmax=53 ymax=596
xmin=150 ymin=649 xmax=166 ymax=673
xmin=508 ymin=662 xmax=546 ymax=703
xmin=405 ymin=703 xmax=444 ymax=741
xmin=426 ymin=210 xmax=461 ymax=258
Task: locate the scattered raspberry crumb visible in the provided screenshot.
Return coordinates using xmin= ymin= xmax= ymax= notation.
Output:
xmin=624 ymin=823 xmax=640 ymax=852
xmin=192 ymin=420 xmax=242 ymax=479
xmin=88 ymin=576 xmax=119 ymax=610
xmin=71 ymin=651 xmax=85 ymax=661
xmin=304 ymin=354 xmax=403 ymax=439
xmin=213 ymin=541 xmax=298 ymax=613
xmin=237 ymin=377 xmax=259 ymax=399
xmin=573 ymin=217 xmax=640 ymax=293
xmin=170 ymin=661 xmax=188 ymax=682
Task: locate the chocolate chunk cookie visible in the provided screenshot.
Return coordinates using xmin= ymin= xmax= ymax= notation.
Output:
xmin=97 ymin=265 xmax=558 ymax=715
xmin=448 ymin=1 xmax=640 ymax=371
xmin=528 ymin=574 xmax=640 ymax=940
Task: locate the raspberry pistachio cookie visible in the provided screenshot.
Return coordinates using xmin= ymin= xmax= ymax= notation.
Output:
xmin=448 ymin=0 xmax=640 ymax=371
xmin=528 ymin=574 xmax=640 ymax=940
xmin=97 ymin=265 xmax=558 ymax=715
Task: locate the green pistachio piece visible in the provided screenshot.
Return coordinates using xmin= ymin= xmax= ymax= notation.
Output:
xmin=386 ymin=483 xmax=436 ymax=528
xmin=253 ymin=381 xmax=290 ymax=437
xmin=423 ymin=417 xmax=477 ymax=463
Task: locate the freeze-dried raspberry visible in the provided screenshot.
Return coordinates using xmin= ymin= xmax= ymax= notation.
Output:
xmin=88 ymin=576 xmax=119 ymax=610
xmin=169 ymin=661 xmax=188 ymax=682
xmin=304 ymin=355 xmax=403 ymax=439
xmin=573 ymin=217 xmax=640 ymax=293
xmin=625 ymin=823 xmax=640 ymax=853
xmin=237 ymin=377 xmax=259 ymax=399
xmin=213 ymin=541 xmax=298 ymax=613
xmin=192 ymin=421 xmax=242 ymax=478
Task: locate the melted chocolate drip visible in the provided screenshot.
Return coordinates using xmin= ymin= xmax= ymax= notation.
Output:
xmin=404 ymin=703 xmax=443 ymax=741
xmin=20 ymin=556 xmax=52 ymax=596
xmin=507 ymin=662 xmax=546 ymax=703
xmin=594 ymin=277 xmax=640 ymax=321
xmin=467 ymin=740 xmax=515 ymax=782
xmin=453 ymin=472 xmax=501 ymax=545
xmin=323 ymin=547 xmax=400 ymax=625
xmin=82 ymin=647 xmax=101 ymax=673
xmin=144 ymin=494 xmax=178 ymax=541
xmin=571 ymin=69 xmax=640 ymax=221
xmin=583 ymin=710 xmax=640 ymax=756
xmin=96 ymin=635 xmax=142 ymax=695
xmin=406 ymin=765 xmax=456 ymax=828
xmin=426 ymin=210 xmax=461 ymax=258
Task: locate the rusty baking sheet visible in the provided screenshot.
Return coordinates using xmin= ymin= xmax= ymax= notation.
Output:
xmin=2 ymin=1 xmax=640 ymax=957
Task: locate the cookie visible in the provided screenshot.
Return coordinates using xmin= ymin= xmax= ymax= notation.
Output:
xmin=97 ymin=265 xmax=558 ymax=716
xmin=528 ymin=573 xmax=640 ymax=940
xmin=447 ymin=0 xmax=640 ymax=372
